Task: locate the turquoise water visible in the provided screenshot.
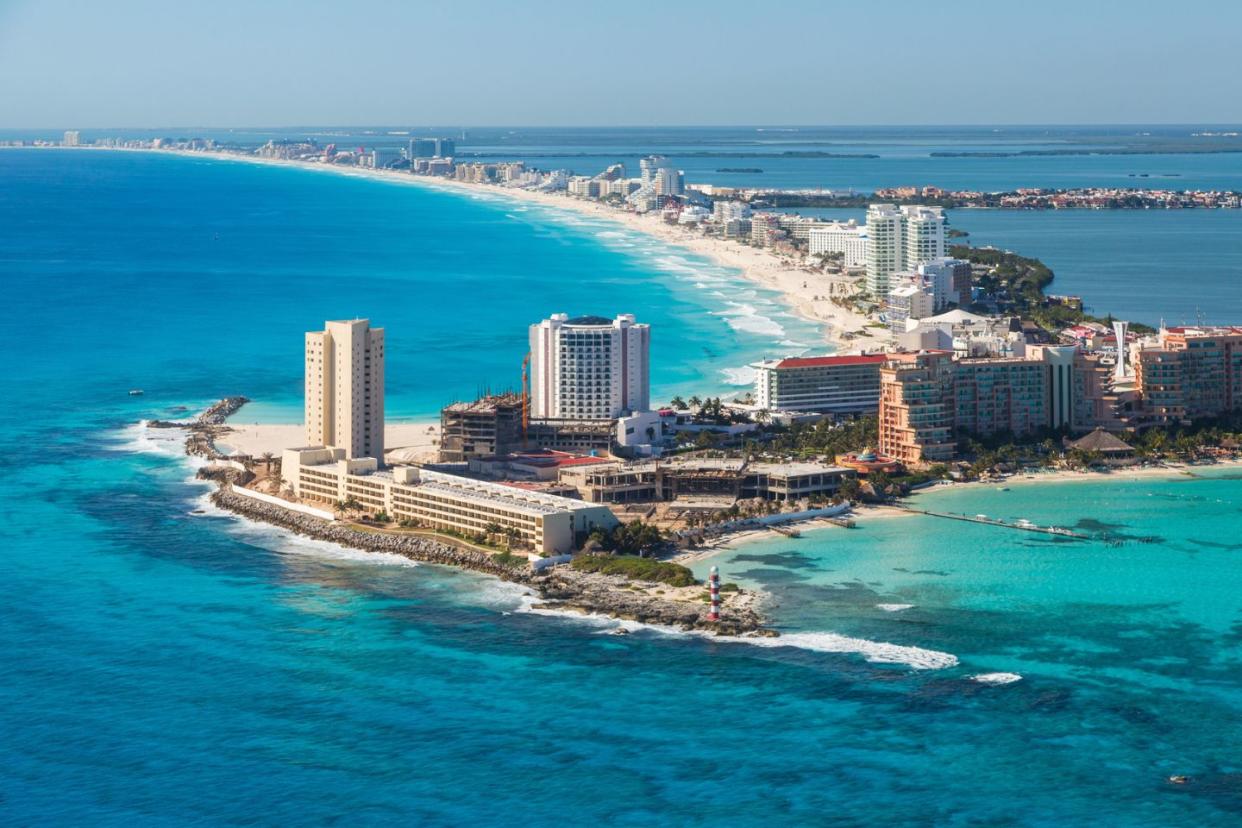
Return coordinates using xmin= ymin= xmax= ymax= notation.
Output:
xmin=4 ymin=148 xmax=1242 ymax=825
xmin=790 ymin=207 xmax=1242 ymax=326
xmin=18 ymin=125 xmax=1239 ymax=192
xmin=2 ymin=148 xmax=817 ymax=422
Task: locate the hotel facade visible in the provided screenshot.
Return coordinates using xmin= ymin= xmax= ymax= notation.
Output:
xmin=865 ymin=204 xmax=947 ymax=298
xmin=1134 ymin=325 xmax=1242 ymax=424
xmin=529 ymin=313 xmax=650 ymax=420
xmin=305 ymin=319 xmax=385 ymax=460
xmin=807 ymin=220 xmax=869 ymax=268
xmin=751 ymin=354 xmax=888 ymax=414
xmin=878 ymin=346 xmax=1077 ymax=466
xmin=283 ymin=447 xmax=618 ymax=554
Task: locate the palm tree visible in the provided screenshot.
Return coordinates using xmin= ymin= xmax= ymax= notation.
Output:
xmin=669 ymin=395 xmax=688 ymax=410
xmin=688 ymin=395 xmax=703 ymax=410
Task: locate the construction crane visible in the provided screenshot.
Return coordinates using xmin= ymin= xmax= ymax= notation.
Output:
xmin=521 ymin=352 xmax=531 ymax=448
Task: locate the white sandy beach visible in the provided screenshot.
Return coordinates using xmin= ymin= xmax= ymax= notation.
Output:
xmin=142 ymin=146 xmax=887 ymax=354
xmin=217 ymin=420 xmax=440 ymax=463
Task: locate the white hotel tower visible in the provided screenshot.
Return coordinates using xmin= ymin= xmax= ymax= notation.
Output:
xmin=865 ymin=204 xmax=946 ymax=298
xmin=305 ymin=319 xmax=385 ymax=459
xmin=529 ymin=314 xmax=650 ymax=420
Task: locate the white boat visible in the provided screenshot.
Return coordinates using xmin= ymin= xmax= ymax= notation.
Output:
xmin=128 ymin=389 xmax=144 ymax=396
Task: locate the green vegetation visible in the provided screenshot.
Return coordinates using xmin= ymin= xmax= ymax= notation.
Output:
xmin=492 ymin=551 xmax=527 ymax=568
xmin=587 ymin=520 xmax=666 ymax=556
xmin=949 ymin=243 xmax=1155 ymax=335
xmin=765 ymin=415 xmax=878 ymax=459
xmin=955 ymin=413 xmax=1242 ymax=478
xmin=570 ymin=555 xmax=697 ymax=587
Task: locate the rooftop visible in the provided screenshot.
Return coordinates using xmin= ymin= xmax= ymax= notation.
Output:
xmin=764 ymin=354 xmax=889 ymax=370
xmin=443 ymin=393 xmax=524 ymax=413
xmin=1068 ymin=428 xmax=1135 ymax=454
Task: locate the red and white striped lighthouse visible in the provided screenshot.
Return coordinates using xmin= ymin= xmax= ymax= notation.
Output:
xmin=708 ymin=566 xmax=721 ymax=622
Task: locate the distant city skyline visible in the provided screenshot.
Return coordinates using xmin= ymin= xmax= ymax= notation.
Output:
xmin=2 ymin=0 xmax=1241 ymax=129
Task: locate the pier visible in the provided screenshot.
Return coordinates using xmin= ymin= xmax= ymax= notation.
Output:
xmin=895 ymin=507 xmax=1088 ymax=539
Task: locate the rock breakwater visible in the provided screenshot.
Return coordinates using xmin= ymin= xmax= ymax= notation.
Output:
xmin=148 ymin=396 xmax=249 ymax=460
xmin=210 ymin=487 xmax=771 ymax=635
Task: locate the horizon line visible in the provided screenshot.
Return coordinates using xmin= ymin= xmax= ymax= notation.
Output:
xmin=7 ymin=121 xmax=1242 ymax=133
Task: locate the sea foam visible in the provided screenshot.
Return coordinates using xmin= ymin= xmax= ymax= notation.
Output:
xmin=719 ymin=365 xmax=758 ymax=386
xmin=970 ymin=672 xmax=1023 ymax=685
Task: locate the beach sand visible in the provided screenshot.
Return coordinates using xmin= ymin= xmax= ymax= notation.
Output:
xmin=217 ymin=421 xmax=440 ymax=463
xmin=147 ymin=147 xmax=888 ymax=354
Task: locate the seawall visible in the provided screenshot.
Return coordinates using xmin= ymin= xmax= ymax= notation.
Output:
xmin=210 ymin=487 xmax=772 ymax=635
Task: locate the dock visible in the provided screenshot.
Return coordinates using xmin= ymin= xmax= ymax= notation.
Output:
xmin=895 ymin=507 xmax=1088 ymax=539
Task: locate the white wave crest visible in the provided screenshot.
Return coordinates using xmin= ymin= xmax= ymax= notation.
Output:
xmin=733 ymin=631 xmax=958 ymax=670
xmin=514 ymin=601 xmax=955 ymax=670
xmin=719 ymin=365 xmax=757 ymax=386
xmin=722 ymin=311 xmax=786 ymax=339
xmin=204 ymin=504 xmax=423 ymax=568
xmin=114 ymin=421 xmax=189 ymax=459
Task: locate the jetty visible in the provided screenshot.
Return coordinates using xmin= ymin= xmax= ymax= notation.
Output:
xmin=895 ymin=506 xmax=1088 ymax=539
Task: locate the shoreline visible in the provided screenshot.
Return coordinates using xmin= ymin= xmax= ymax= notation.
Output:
xmin=677 ymin=459 xmax=1242 ymax=563
xmin=209 ymin=485 xmax=772 ymax=636
xmin=149 ymin=400 xmax=771 ymax=635
xmin=58 ymin=145 xmax=887 ymax=355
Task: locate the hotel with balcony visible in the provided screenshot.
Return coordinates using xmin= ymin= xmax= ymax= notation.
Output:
xmin=282 ymin=448 xmax=618 ymax=554
xmin=750 ymin=354 xmax=889 ymax=415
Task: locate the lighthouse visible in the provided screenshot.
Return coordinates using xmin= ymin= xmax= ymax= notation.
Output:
xmin=708 ymin=566 xmax=721 ymax=622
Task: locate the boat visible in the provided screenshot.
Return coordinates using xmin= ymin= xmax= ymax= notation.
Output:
xmin=996 ymin=486 xmax=1010 ymax=491
xmin=128 ymin=389 xmax=144 ymax=396
xmin=1167 ymin=775 xmax=1190 ymax=785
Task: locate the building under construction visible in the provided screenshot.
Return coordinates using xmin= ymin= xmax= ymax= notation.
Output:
xmin=439 ymin=393 xmax=615 ymax=462
xmin=439 ymin=393 xmax=524 ymax=462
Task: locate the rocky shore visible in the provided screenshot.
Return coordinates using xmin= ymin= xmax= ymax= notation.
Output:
xmin=148 ymin=396 xmax=250 ymax=460
xmin=210 ymin=486 xmax=772 ymax=636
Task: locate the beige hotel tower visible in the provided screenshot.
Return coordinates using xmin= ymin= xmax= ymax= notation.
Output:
xmin=305 ymin=319 xmax=385 ymax=460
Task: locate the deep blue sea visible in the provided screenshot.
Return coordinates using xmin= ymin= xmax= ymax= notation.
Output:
xmin=788 ymin=207 xmax=1242 ymax=326
xmin=3 ymin=144 xmax=1242 ymax=825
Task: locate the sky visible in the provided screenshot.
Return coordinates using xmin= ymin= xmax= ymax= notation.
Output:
xmin=1 ymin=0 xmax=1240 ymax=128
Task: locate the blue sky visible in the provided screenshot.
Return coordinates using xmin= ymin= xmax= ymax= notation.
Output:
xmin=1 ymin=0 xmax=1239 ymax=127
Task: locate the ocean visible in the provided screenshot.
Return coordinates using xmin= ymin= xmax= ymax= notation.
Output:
xmin=786 ymin=206 xmax=1242 ymax=326
xmin=3 ymin=142 xmax=1242 ymax=825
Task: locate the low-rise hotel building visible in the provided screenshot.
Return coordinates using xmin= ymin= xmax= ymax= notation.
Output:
xmin=751 ymin=354 xmax=888 ymax=414
xmin=283 ymin=447 xmax=618 ymax=554
xmin=558 ymin=458 xmax=855 ymax=505
xmin=887 ymin=282 xmax=935 ymax=333
xmin=808 ymin=220 xmax=869 ymax=268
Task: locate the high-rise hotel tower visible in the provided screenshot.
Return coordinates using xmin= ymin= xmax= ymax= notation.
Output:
xmin=865 ymin=204 xmax=946 ymax=298
xmin=529 ymin=314 xmax=650 ymax=420
xmin=305 ymin=319 xmax=385 ymax=459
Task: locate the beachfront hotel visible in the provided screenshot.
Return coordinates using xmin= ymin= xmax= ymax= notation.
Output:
xmin=529 ymin=313 xmax=650 ymax=420
xmin=1133 ymin=325 xmax=1242 ymax=425
xmin=305 ymin=319 xmax=385 ymax=460
xmin=865 ymin=204 xmax=947 ymax=298
xmin=878 ymin=346 xmax=1078 ymax=465
xmin=750 ymin=354 xmax=889 ymax=415
xmin=807 ymin=220 xmax=869 ymax=268
xmin=281 ymin=449 xmax=618 ymax=554
xmin=283 ymin=320 xmax=621 ymax=553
